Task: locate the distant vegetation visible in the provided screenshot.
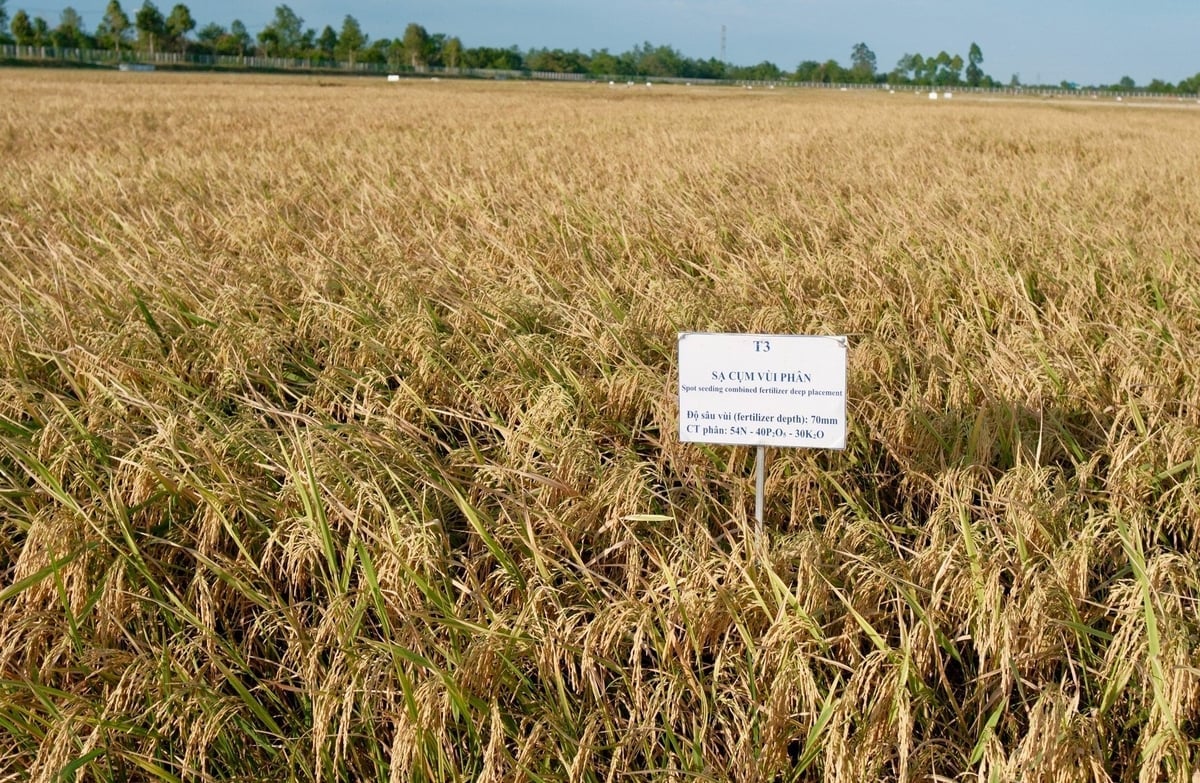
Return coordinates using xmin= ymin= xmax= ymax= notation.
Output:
xmin=2 ymin=0 xmax=1199 ymax=90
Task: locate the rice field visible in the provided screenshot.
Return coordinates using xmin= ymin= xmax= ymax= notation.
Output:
xmin=1 ymin=69 xmax=1199 ymax=782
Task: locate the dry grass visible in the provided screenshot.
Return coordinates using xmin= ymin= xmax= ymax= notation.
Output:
xmin=1 ymin=68 xmax=1199 ymax=781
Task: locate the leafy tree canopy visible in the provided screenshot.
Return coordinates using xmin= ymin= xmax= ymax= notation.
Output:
xmin=316 ymin=24 xmax=336 ymax=56
xmin=850 ymin=42 xmax=876 ymax=82
xmin=337 ymin=14 xmax=364 ymax=62
xmin=134 ymin=1 xmax=164 ymax=53
xmin=10 ymin=8 xmax=33 ymax=44
xmin=402 ymin=22 xmax=430 ymax=68
xmin=259 ymin=4 xmax=303 ymax=56
xmin=165 ymin=3 xmax=194 ymax=52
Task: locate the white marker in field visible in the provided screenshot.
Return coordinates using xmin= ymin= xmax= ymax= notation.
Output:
xmin=678 ymin=332 xmax=847 ymax=528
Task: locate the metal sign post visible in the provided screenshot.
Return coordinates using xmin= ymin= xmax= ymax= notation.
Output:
xmin=755 ymin=444 xmax=766 ymax=534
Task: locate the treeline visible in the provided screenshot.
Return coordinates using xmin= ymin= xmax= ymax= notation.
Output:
xmin=2 ymin=0 xmax=1199 ymax=91
xmin=0 ymin=0 xmax=790 ymax=80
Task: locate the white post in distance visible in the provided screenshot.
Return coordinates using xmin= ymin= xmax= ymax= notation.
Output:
xmin=678 ymin=333 xmax=848 ymax=537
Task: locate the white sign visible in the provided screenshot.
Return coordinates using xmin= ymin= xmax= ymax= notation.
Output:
xmin=678 ymin=332 xmax=847 ymax=449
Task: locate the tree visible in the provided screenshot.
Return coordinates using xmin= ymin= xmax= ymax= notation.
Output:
xmin=588 ymin=48 xmax=620 ymax=76
xmin=442 ymin=35 xmax=462 ymax=69
xmin=694 ymin=57 xmax=725 ymax=79
xmin=402 ymin=22 xmax=429 ymax=68
xmin=728 ymin=60 xmax=781 ymax=81
xmin=386 ymin=38 xmax=403 ymax=68
xmin=850 ymin=42 xmax=876 ymax=83
xmin=134 ymin=1 xmax=164 ymax=54
xmin=462 ymin=44 xmax=522 ymax=71
xmin=526 ymin=47 xmax=589 ymax=74
xmin=947 ymin=54 xmax=964 ymax=85
xmin=51 ymin=6 xmax=85 ymax=48
xmin=259 ymin=4 xmax=303 ymax=57
xmin=11 ymin=9 xmax=34 ymax=44
xmin=793 ymin=60 xmax=820 ymax=82
xmin=257 ymin=27 xmax=280 ymax=56
xmin=926 ymin=50 xmax=961 ymax=85
xmin=888 ymin=54 xmax=916 ymax=84
xmin=195 ymin=21 xmax=222 ymax=48
xmin=205 ymin=27 xmax=235 ymax=55
xmin=228 ymin=19 xmax=249 ymax=57
xmin=0 ymin=1 xmax=8 ymax=41
xmin=427 ymin=33 xmax=447 ymax=66
xmin=910 ymin=53 xmax=927 ymax=83
xmin=892 ymin=53 xmax=930 ymax=84
xmin=1118 ymin=75 xmax=1135 ymax=89
xmin=813 ymin=59 xmax=843 ymax=83
xmin=165 ymin=3 xmax=194 ymax=54
xmin=99 ymin=1 xmax=131 ymax=56
xmin=630 ymin=42 xmax=684 ymax=77
xmin=361 ymin=37 xmax=388 ymax=64
xmin=966 ymin=42 xmax=984 ymax=87
xmin=316 ymin=24 xmax=336 ymax=58
xmin=336 ymin=15 xmax=364 ymax=65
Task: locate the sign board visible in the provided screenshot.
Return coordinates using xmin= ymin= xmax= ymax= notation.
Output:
xmin=678 ymin=332 xmax=847 ymax=449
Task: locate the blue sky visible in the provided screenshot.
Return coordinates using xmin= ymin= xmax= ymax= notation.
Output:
xmin=14 ymin=1 xmax=1200 ymax=86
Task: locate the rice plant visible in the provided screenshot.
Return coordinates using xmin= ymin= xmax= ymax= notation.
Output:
xmin=1 ymin=70 xmax=1199 ymax=781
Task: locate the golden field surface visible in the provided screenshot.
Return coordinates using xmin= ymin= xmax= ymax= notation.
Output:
xmin=2 ymin=69 xmax=1199 ymax=782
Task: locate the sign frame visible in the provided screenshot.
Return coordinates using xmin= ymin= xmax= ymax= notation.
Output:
xmin=677 ymin=332 xmax=848 ymax=527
